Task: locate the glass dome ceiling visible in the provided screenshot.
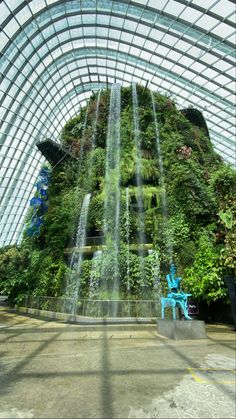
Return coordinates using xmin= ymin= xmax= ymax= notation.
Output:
xmin=0 ymin=0 xmax=235 ymax=247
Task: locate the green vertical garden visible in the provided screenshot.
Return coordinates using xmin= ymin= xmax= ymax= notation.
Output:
xmin=0 ymin=85 xmax=235 ymax=310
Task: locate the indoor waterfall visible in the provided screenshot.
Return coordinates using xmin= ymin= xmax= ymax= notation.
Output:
xmin=87 ymin=89 xmax=101 ymax=188
xmin=102 ymin=83 xmax=121 ymax=312
xmin=67 ymin=193 xmax=91 ymax=314
xmin=125 ymin=187 xmax=131 ymax=293
xmin=77 ymin=102 xmax=90 ymax=174
xmin=151 ymin=91 xmax=173 ymax=263
xmin=89 ymin=250 xmax=102 ymax=300
xmin=132 ymin=82 xmax=146 ymax=281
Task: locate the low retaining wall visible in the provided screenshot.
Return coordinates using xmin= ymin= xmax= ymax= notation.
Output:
xmin=21 ymin=296 xmax=161 ymax=318
xmin=17 ymin=306 xmax=156 ymax=325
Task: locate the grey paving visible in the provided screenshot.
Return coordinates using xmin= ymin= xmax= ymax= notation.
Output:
xmin=0 ymin=308 xmax=235 ymax=418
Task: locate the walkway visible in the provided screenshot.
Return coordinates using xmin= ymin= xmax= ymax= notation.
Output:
xmin=0 ymin=307 xmax=235 ymax=418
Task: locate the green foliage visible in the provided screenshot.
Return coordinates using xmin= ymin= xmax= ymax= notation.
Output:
xmin=183 ymin=233 xmax=227 ymax=303
xmin=92 ymin=90 xmax=110 ymax=148
xmin=87 ymin=193 xmax=104 ymax=231
xmin=128 ymin=185 xmax=161 ymax=211
xmin=1 ymin=84 xmax=235 ymax=306
xmin=218 ymin=209 xmax=233 ymax=229
xmin=0 ymin=246 xmax=31 ymax=303
xmin=140 ymin=158 xmax=159 ymax=181
xmin=211 ymin=165 xmax=236 ymax=275
xmin=44 ymin=188 xmax=77 ymax=254
xmin=61 ymin=114 xmax=85 ymax=146
xmin=219 ymin=201 xmax=236 ymax=275
xmin=30 ymin=254 xmax=67 ymax=297
xmin=90 ymin=147 xmax=106 ymax=179
xmin=166 ymin=159 xmax=217 ymax=222
xmin=78 ymin=259 xmax=92 ymax=298
xmin=211 ymin=164 xmax=236 ymax=204
xmin=169 ymin=212 xmax=190 ymax=245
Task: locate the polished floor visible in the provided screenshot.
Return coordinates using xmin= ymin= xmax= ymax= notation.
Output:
xmin=0 ymin=307 xmax=235 ymax=418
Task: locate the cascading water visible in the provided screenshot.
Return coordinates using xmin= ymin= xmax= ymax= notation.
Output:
xmin=148 ymin=249 xmax=160 ymax=294
xmin=125 ymin=187 xmax=131 ymax=293
xmin=66 ymin=92 xmax=101 ymax=313
xmin=87 ymin=89 xmax=101 ymax=189
xmin=77 ymin=103 xmax=90 ymax=175
xmin=91 ymin=89 xmax=101 ymax=151
xmin=89 ymin=250 xmax=102 ymax=299
xmin=102 ymin=83 xmax=121 ymax=313
xmin=67 ymin=193 xmax=91 ymax=314
xmin=151 ymin=91 xmax=173 ymax=262
xmin=66 ymin=103 xmax=90 ymax=252
xmin=132 ymin=82 xmax=146 ymax=283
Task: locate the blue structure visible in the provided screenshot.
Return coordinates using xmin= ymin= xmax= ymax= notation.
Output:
xmin=27 ymin=167 xmax=50 ymax=237
xmin=161 ymin=264 xmax=192 ymax=320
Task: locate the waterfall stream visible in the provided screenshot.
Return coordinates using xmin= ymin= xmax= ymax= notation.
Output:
xmin=87 ymin=89 xmax=101 ymax=188
xmin=103 ymin=83 xmax=121 ymax=309
xmin=125 ymin=187 xmax=131 ymax=293
xmin=67 ymin=193 xmax=91 ymax=314
xmin=132 ymin=82 xmax=146 ymax=282
xmin=77 ymin=103 xmax=90 ymax=175
xmin=151 ymin=91 xmax=173 ymax=262
xmin=91 ymin=89 xmax=101 ymax=151
xmin=89 ymin=250 xmax=102 ymax=299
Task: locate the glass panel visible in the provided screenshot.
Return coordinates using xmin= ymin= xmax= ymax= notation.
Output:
xmin=196 ymin=14 xmax=219 ymax=30
xmin=209 ymin=0 xmax=235 ymax=15
xmin=0 ymin=2 xmax=11 ymax=25
xmin=191 ymin=0 xmax=217 ymax=7
xmin=163 ymin=1 xmax=186 ymax=15
xmin=0 ymin=31 xmax=9 ymax=49
xmin=127 ymin=4 xmax=143 ymax=19
xmin=96 ymin=14 xmax=110 ymax=25
xmin=16 ymin=7 xmax=32 ymax=25
xmin=123 ymin=19 xmax=138 ymax=32
xmin=4 ymin=19 xmax=20 ymax=37
xmin=29 ymin=0 xmax=46 ymax=14
xmin=211 ymin=23 xmax=235 ymax=39
xmin=227 ymin=33 xmax=236 ymax=44
xmin=82 ymin=14 xmax=96 ymax=24
xmin=68 ymin=15 xmax=82 ymax=26
xmin=7 ymin=0 xmax=23 ymax=11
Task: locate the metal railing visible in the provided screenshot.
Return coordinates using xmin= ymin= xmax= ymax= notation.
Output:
xmin=22 ymin=295 xmax=162 ymax=318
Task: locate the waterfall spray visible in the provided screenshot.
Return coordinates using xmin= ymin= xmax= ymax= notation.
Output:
xmin=89 ymin=250 xmax=102 ymax=299
xmin=125 ymin=187 xmax=131 ymax=293
xmin=91 ymin=89 xmax=101 ymax=152
xmin=132 ymin=82 xmax=146 ymax=283
xmin=67 ymin=193 xmax=91 ymax=314
xmin=87 ymin=89 xmax=101 ymax=188
xmin=102 ymin=84 xmax=121 ymax=311
xmin=77 ymin=103 xmax=90 ymax=175
xmin=151 ymin=91 xmax=173 ymax=262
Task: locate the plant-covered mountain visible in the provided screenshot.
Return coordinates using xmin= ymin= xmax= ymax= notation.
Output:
xmin=0 ymin=84 xmax=235 ymax=307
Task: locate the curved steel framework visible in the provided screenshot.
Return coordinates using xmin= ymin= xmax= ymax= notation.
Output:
xmin=0 ymin=0 xmax=235 ymax=246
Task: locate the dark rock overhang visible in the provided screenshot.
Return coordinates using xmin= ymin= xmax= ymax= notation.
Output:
xmin=37 ymin=138 xmax=78 ymax=165
xmin=181 ymin=108 xmax=210 ymax=138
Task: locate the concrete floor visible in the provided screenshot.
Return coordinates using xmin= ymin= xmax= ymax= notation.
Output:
xmin=0 ymin=307 xmax=235 ymax=419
